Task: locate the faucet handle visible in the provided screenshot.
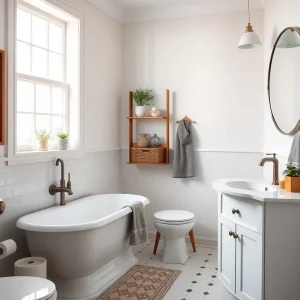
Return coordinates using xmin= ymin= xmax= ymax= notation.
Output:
xmin=266 ymin=153 xmax=277 ymax=158
xmin=67 ymin=173 xmax=72 ymax=189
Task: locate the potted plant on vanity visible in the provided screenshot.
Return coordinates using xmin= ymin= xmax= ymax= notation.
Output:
xmin=36 ymin=130 xmax=51 ymax=151
xmin=283 ymin=163 xmax=300 ymax=192
xmin=57 ymin=133 xmax=69 ymax=150
xmin=133 ymin=87 xmax=154 ymax=117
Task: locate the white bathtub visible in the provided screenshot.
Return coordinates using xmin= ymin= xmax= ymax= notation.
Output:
xmin=17 ymin=194 xmax=150 ymax=300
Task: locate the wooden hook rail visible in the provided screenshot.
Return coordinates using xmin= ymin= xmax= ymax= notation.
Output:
xmin=176 ymin=115 xmax=196 ymax=124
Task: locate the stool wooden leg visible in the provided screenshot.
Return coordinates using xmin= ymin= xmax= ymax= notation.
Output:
xmin=189 ymin=229 xmax=196 ymax=252
xmin=153 ymin=231 xmax=161 ymax=255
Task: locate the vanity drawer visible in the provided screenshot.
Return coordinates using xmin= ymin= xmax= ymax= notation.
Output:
xmin=220 ymin=195 xmax=263 ymax=234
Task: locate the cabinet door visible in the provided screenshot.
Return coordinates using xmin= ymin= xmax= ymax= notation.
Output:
xmin=236 ymin=225 xmax=262 ymax=300
xmin=219 ymin=216 xmax=236 ymax=294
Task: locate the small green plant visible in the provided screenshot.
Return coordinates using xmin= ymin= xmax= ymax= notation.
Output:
xmin=283 ymin=163 xmax=300 ymax=177
xmin=57 ymin=132 xmax=69 ymax=139
xmin=132 ymin=87 xmax=154 ymax=106
xmin=36 ymin=130 xmax=51 ymax=142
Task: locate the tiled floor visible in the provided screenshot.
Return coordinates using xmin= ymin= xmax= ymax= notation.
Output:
xmin=133 ymin=240 xmax=221 ymax=300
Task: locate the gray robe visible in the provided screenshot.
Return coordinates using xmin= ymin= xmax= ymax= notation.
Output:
xmin=172 ymin=121 xmax=195 ymax=178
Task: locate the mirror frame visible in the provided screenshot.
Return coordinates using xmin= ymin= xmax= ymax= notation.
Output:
xmin=267 ymin=26 xmax=300 ymax=136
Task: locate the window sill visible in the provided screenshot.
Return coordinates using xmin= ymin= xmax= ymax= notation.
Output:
xmin=8 ymin=148 xmax=83 ymax=165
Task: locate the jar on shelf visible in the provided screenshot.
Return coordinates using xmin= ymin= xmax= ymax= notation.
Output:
xmin=137 ymin=134 xmax=150 ymax=148
xmin=150 ymin=134 xmax=161 ymax=148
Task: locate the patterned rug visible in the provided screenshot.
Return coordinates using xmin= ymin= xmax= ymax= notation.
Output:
xmin=98 ymin=265 xmax=181 ymax=300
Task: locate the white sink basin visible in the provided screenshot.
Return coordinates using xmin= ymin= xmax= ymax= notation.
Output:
xmin=225 ymin=180 xmax=277 ymax=192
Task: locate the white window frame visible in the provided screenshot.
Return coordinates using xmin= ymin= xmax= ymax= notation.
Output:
xmin=7 ymin=0 xmax=84 ymax=165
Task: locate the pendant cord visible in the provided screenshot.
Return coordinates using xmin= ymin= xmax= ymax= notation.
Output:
xmin=248 ymin=0 xmax=251 ymax=24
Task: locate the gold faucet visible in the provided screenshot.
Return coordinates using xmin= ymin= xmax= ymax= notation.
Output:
xmin=49 ymin=158 xmax=73 ymax=205
xmin=259 ymin=153 xmax=279 ymax=185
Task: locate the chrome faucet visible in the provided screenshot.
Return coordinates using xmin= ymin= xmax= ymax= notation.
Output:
xmin=259 ymin=153 xmax=279 ymax=186
xmin=49 ymin=158 xmax=73 ymax=205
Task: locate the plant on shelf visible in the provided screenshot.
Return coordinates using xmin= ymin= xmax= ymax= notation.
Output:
xmin=36 ymin=130 xmax=51 ymax=151
xmin=133 ymin=87 xmax=154 ymax=117
xmin=282 ymin=163 xmax=300 ymax=192
xmin=57 ymin=132 xmax=69 ymax=150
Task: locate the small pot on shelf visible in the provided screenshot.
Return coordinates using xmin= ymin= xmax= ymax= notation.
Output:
xmin=58 ymin=139 xmax=68 ymax=150
xmin=284 ymin=176 xmax=300 ymax=193
xmin=137 ymin=134 xmax=150 ymax=148
xmin=39 ymin=140 xmax=49 ymax=151
xmin=135 ymin=106 xmax=147 ymax=117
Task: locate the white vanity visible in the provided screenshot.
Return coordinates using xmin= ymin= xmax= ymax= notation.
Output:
xmin=213 ymin=179 xmax=300 ymax=300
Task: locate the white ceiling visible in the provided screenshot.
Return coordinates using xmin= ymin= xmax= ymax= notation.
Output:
xmin=88 ymin=0 xmax=264 ymax=24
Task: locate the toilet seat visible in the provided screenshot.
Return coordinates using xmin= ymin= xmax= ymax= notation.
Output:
xmin=0 ymin=276 xmax=57 ymax=300
xmin=154 ymin=210 xmax=194 ymax=225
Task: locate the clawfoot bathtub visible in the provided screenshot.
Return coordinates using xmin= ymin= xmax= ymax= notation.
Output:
xmin=17 ymin=194 xmax=150 ymax=300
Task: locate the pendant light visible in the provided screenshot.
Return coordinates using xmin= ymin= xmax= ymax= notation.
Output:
xmin=277 ymin=28 xmax=300 ymax=48
xmin=238 ymin=0 xmax=262 ymax=49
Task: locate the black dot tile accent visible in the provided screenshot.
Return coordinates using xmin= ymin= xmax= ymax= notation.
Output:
xmin=204 ymin=292 xmax=209 ymax=295
xmin=215 ymin=268 xmax=218 ymax=270
xmin=192 ymin=281 xmax=197 ymax=283
xmin=205 ymin=260 xmax=209 ymax=262
xmin=201 ymin=266 xmax=206 ymax=269
xmin=211 ymin=275 xmax=217 ymax=278
xmin=208 ymin=254 xmax=212 ymax=256
xmin=196 ymin=273 xmax=201 ymax=276
xmin=208 ymin=283 xmax=214 ymax=286
xmin=186 ymin=289 xmax=193 ymax=293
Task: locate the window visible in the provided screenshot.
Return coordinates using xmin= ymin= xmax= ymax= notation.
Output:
xmin=16 ymin=3 xmax=68 ymax=151
xmin=7 ymin=0 xmax=83 ymax=164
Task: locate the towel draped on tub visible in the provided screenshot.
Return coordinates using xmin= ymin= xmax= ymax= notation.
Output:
xmin=124 ymin=201 xmax=148 ymax=245
xmin=173 ymin=120 xmax=195 ymax=178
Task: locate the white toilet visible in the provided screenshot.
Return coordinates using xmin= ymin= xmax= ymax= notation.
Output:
xmin=0 ymin=276 xmax=57 ymax=300
xmin=154 ymin=210 xmax=195 ymax=264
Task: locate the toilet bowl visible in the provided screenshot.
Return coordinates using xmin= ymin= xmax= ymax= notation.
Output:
xmin=154 ymin=210 xmax=195 ymax=264
xmin=0 ymin=276 xmax=57 ymax=300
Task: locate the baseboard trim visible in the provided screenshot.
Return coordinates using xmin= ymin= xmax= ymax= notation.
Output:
xmin=147 ymin=230 xmax=218 ymax=249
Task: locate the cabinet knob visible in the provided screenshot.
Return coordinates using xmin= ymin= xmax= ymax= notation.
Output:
xmin=232 ymin=208 xmax=240 ymax=215
xmin=233 ymin=232 xmax=239 ymax=239
xmin=229 ymin=231 xmax=234 ymax=236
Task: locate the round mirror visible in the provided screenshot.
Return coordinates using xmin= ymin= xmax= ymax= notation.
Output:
xmin=268 ymin=27 xmax=300 ymax=135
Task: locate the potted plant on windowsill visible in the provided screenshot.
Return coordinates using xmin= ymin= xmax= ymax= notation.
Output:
xmin=36 ymin=130 xmax=51 ymax=151
xmin=283 ymin=163 xmax=300 ymax=192
xmin=133 ymin=87 xmax=154 ymax=117
xmin=57 ymin=133 xmax=69 ymax=150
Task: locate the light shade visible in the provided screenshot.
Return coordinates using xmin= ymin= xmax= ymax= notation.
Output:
xmin=277 ymin=29 xmax=300 ymax=48
xmin=238 ymin=23 xmax=262 ymax=49
xmin=238 ymin=32 xmax=262 ymax=49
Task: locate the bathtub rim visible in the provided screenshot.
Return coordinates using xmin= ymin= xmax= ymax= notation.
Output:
xmin=16 ymin=194 xmax=150 ymax=233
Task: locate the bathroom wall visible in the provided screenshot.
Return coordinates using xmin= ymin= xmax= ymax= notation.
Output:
xmin=263 ymin=0 xmax=300 ymax=181
xmin=121 ymin=10 xmax=264 ymax=244
xmin=0 ymin=0 xmax=122 ymax=276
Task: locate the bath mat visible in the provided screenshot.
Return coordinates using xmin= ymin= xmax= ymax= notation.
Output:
xmin=98 ymin=265 xmax=181 ymax=300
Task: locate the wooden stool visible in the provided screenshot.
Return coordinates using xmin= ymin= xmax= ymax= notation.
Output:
xmin=153 ymin=229 xmax=196 ymax=254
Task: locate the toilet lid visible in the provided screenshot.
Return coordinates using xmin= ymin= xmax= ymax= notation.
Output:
xmin=154 ymin=210 xmax=194 ymax=223
xmin=0 ymin=276 xmax=56 ymax=300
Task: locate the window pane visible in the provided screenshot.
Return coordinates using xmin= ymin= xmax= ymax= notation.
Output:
xmin=36 ymin=84 xmax=51 ymax=113
xmin=32 ymin=46 xmax=47 ymax=77
xmin=52 ymin=87 xmax=63 ymax=114
xmin=17 ymin=8 xmax=31 ymax=43
xmin=17 ymin=41 xmax=31 ymax=74
xmin=52 ymin=116 xmax=63 ymax=134
xmin=49 ymin=23 xmax=63 ymax=53
xmin=17 ymin=81 xmax=34 ymax=112
xmin=32 ymin=15 xmax=48 ymax=48
xmin=36 ymin=115 xmax=51 ymax=133
xmin=49 ymin=53 xmax=63 ymax=81
xmin=17 ymin=113 xmax=34 ymax=147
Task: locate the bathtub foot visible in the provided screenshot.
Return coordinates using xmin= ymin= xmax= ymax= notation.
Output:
xmin=54 ymin=247 xmax=138 ymax=300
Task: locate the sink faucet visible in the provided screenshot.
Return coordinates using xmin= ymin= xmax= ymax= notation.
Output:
xmin=259 ymin=153 xmax=279 ymax=186
xmin=49 ymin=158 xmax=73 ymax=205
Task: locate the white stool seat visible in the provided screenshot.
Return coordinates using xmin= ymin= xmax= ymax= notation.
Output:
xmin=0 ymin=276 xmax=57 ymax=300
xmin=154 ymin=210 xmax=195 ymax=264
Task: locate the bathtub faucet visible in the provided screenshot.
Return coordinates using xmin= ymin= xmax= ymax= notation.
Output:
xmin=49 ymin=158 xmax=73 ymax=205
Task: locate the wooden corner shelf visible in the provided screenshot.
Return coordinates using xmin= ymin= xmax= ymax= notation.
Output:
xmin=128 ymin=89 xmax=170 ymax=165
xmin=0 ymin=50 xmax=5 ymax=146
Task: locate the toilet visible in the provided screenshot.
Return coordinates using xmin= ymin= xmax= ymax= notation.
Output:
xmin=154 ymin=210 xmax=195 ymax=264
xmin=0 ymin=276 xmax=57 ymax=300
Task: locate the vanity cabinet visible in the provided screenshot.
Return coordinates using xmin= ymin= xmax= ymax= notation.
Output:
xmin=219 ymin=194 xmax=263 ymax=300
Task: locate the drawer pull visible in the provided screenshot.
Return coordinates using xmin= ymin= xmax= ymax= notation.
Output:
xmin=232 ymin=208 xmax=240 ymax=215
xmin=229 ymin=231 xmax=234 ymax=236
xmin=233 ymin=232 xmax=239 ymax=239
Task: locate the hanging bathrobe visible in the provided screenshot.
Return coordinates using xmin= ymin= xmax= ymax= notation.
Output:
xmin=172 ymin=121 xmax=195 ymax=178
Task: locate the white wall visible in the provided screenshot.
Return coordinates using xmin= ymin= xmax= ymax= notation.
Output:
xmin=121 ymin=10 xmax=264 ymax=243
xmin=0 ymin=0 xmax=122 ymax=276
xmin=263 ymin=0 xmax=300 ymax=182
